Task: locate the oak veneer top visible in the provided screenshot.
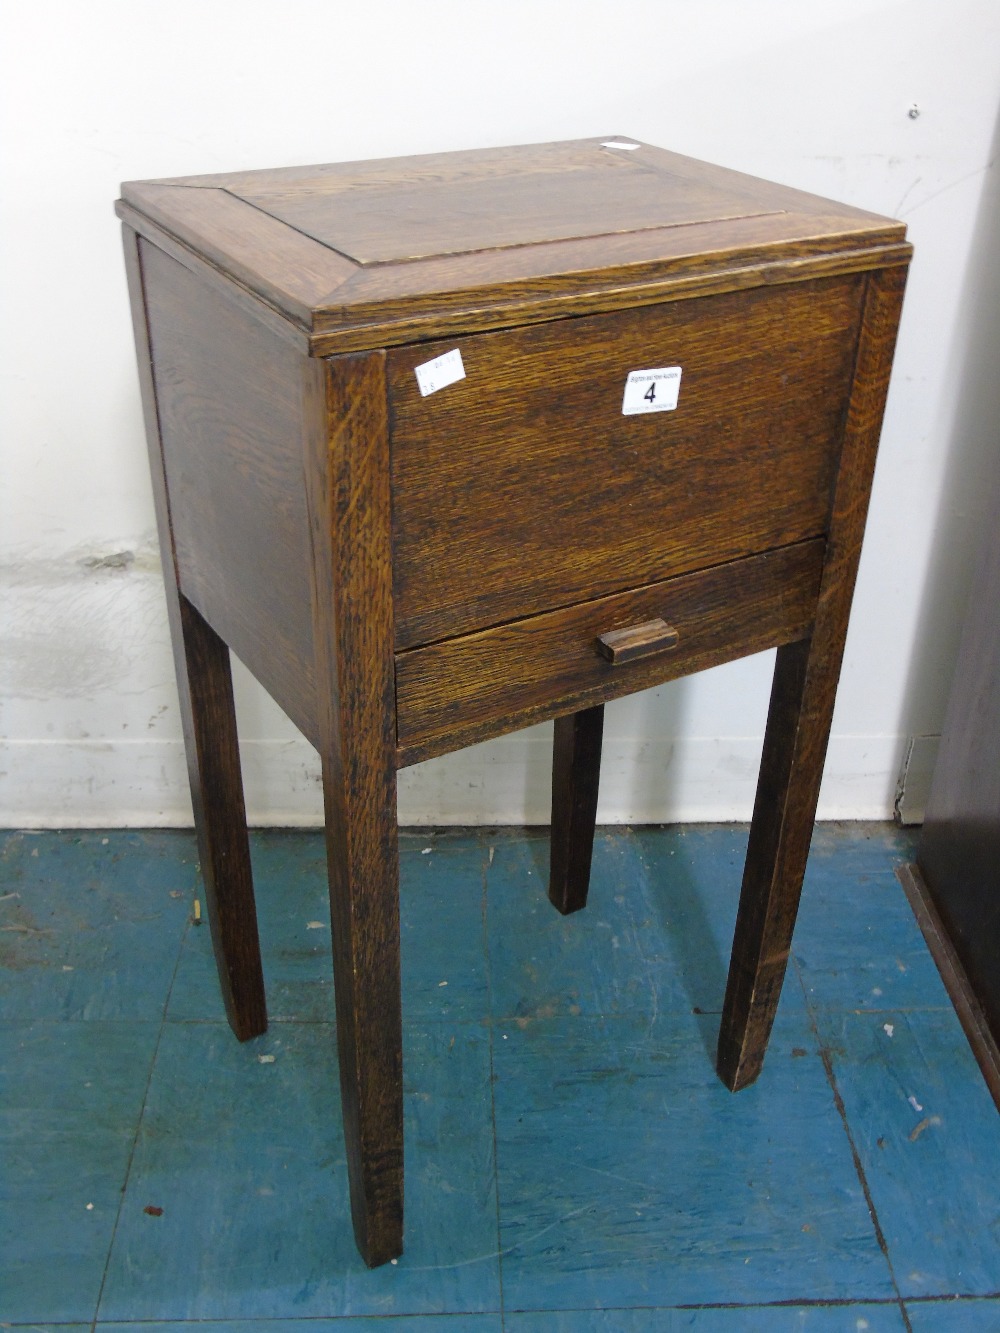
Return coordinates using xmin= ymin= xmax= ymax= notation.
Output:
xmin=117 ymin=136 xmax=909 ymax=354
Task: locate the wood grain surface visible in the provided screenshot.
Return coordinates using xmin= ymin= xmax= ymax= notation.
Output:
xmin=119 ymin=137 xmax=912 ymax=1269
xmin=898 ymin=861 xmax=1000 ymax=1114
xmin=302 ymin=350 xmax=403 ymax=1268
xmin=717 ymin=265 xmax=909 ymax=1092
xmin=139 ymin=239 xmax=319 ymax=745
xmin=595 ymin=619 xmax=680 ymax=665
xmin=122 ymin=225 xmax=267 ymax=1042
xmin=395 ymin=540 xmax=825 ymax=766
xmin=231 ymin=149 xmax=782 ymax=265
xmin=549 ymin=706 xmax=605 ymax=916
xmin=388 ymin=276 xmax=858 ymax=649
xmin=117 ymin=137 xmax=909 ymax=355
xmin=120 ymin=183 xmax=355 ymax=325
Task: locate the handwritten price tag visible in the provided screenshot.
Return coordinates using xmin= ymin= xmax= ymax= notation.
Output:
xmin=415 ymin=348 xmax=466 ymax=397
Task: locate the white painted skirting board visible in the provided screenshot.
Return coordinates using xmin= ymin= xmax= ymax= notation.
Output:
xmin=2 ymin=731 xmax=910 ymax=828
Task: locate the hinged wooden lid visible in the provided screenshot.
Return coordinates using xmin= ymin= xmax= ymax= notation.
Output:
xmin=117 ymin=136 xmax=909 ymax=355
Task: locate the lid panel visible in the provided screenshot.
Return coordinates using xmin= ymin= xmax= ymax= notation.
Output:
xmin=118 ymin=136 xmax=909 ymax=349
xmin=232 ymin=148 xmax=782 ymax=264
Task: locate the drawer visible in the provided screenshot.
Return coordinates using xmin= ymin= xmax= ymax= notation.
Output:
xmin=388 ymin=274 xmax=863 ymax=649
xmin=395 ymin=538 xmax=825 ymax=765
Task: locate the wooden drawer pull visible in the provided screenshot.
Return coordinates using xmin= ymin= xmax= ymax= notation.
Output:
xmin=596 ymin=618 xmax=680 ymax=665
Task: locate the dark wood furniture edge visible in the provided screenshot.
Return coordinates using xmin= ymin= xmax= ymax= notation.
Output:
xmin=596 ymin=618 xmax=680 ymax=665
xmin=549 ymin=705 xmax=605 ymax=915
xmin=716 ymin=262 xmax=910 ymax=1092
xmin=302 ymin=350 xmax=403 ymax=1268
xmin=309 ymin=240 xmax=911 ymax=355
xmin=116 ymin=199 xmax=314 ymax=352
xmin=395 ymin=624 xmax=814 ymax=768
xmin=119 ymin=182 xmax=359 ymax=308
xmin=395 ymin=540 xmax=824 ymax=767
xmin=121 ymin=223 xmax=267 ymax=1041
xmin=118 ymin=192 xmax=909 ymax=356
xmin=897 ymin=862 xmax=1000 ymax=1114
xmin=134 ymin=237 xmax=322 ymax=751
xmin=912 ymin=473 xmax=1000 ymax=1052
xmin=121 ymin=142 xmax=915 ymax=1272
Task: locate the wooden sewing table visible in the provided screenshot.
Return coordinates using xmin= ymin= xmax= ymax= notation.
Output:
xmin=117 ymin=137 xmax=910 ymax=1266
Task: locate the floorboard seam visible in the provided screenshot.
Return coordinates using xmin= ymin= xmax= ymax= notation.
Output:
xmin=904 ymin=1291 xmax=1000 ymax=1303
xmin=793 ymin=955 xmax=914 ymax=1333
xmin=88 ymin=905 xmax=193 ymax=1330
xmin=481 ymin=834 xmax=507 ymax=1330
xmin=501 ymin=1295 xmax=921 ymax=1313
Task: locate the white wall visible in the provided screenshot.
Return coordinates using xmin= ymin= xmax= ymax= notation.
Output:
xmin=2 ymin=0 xmax=998 ymax=827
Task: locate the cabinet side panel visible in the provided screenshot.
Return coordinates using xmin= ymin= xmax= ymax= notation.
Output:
xmin=139 ymin=238 xmax=318 ymax=744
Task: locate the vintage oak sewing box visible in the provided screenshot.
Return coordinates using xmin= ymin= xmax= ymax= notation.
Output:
xmin=117 ymin=137 xmax=910 ymax=1266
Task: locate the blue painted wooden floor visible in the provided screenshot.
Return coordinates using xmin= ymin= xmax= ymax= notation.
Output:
xmin=3 ymin=824 xmax=999 ymax=1331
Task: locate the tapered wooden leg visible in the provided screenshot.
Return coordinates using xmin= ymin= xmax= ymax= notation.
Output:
xmin=305 ymin=349 xmax=403 ymax=1267
xmin=174 ymin=594 xmax=267 ymax=1041
xmin=320 ymin=751 xmax=403 ymax=1268
xmin=717 ymin=637 xmax=819 ymax=1089
xmin=718 ymin=265 xmax=909 ymax=1092
xmin=549 ymin=705 xmax=605 ymax=914
xmin=121 ymin=223 xmax=265 ymax=1043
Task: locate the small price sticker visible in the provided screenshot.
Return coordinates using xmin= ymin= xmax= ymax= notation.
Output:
xmin=621 ymin=366 xmax=682 ymax=416
xmin=415 ymin=348 xmax=466 ymax=397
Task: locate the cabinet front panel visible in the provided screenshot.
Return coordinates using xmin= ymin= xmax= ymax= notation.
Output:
xmin=395 ymin=539 xmax=825 ymax=765
xmin=388 ymin=274 xmax=863 ymax=649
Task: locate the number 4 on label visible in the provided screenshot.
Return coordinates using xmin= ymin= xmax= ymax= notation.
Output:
xmin=621 ymin=365 xmax=682 ymax=416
